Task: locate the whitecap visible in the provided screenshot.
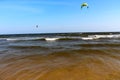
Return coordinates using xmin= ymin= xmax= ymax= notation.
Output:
xmin=45 ymin=38 xmax=59 ymax=41
xmin=81 ymin=37 xmax=95 ymax=40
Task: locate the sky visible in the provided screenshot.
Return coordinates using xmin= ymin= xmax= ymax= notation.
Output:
xmin=0 ymin=0 xmax=120 ymax=34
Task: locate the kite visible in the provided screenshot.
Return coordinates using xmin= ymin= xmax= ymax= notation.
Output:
xmin=36 ymin=25 xmax=38 ymax=28
xmin=81 ymin=2 xmax=89 ymax=9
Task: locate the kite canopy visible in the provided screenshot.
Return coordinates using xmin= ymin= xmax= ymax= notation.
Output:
xmin=81 ymin=2 xmax=89 ymax=9
xmin=36 ymin=25 xmax=38 ymax=28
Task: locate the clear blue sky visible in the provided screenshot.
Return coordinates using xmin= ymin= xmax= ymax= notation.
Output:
xmin=0 ymin=0 xmax=120 ymax=34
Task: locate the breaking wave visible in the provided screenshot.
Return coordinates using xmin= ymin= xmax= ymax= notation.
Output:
xmin=0 ymin=34 xmax=120 ymax=42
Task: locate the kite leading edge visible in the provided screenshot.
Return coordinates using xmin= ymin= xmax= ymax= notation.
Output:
xmin=81 ymin=2 xmax=89 ymax=9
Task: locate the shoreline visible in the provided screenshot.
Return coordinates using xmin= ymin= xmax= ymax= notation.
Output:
xmin=0 ymin=49 xmax=120 ymax=80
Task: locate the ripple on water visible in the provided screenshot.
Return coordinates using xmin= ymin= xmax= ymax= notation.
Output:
xmin=0 ymin=49 xmax=120 ymax=80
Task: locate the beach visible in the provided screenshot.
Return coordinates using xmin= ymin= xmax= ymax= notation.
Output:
xmin=0 ymin=32 xmax=120 ymax=80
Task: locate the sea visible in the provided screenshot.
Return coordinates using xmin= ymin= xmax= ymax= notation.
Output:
xmin=0 ymin=32 xmax=120 ymax=80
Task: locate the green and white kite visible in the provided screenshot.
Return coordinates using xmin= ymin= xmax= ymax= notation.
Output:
xmin=81 ymin=2 xmax=89 ymax=9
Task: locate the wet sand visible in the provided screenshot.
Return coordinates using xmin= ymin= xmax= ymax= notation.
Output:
xmin=0 ymin=49 xmax=120 ymax=80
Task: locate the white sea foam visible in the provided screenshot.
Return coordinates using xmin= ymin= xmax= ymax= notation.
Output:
xmin=88 ymin=34 xmax=120 ymax=39
xmin=81 ymin=34 xmax=120 ymax=40
xmin=6 ymin=38 xmax=18 ymax=41
xmin=6 ymin=37 xmax=44 ymax=41
xmin=81 ymin=37 xmax=96 ymax=40
xmin=45 ymin=38 xmax=59 ymax=41
xmin=0 ymin=38 xmax=6 ymax=40
xmin=2 ymin=34 xmax=120 ymax=41
xmin=89 ymin=35 xmax=113 ymax=38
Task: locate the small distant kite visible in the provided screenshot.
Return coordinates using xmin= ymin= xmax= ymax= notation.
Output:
xmin=36 ymin=25 xmax=38 ymax=28
xmin=81 ymin=2 xmax=89 ymax=9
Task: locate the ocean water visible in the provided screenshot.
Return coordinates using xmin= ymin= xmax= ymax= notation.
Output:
xmin=0 ymin=32 xmax=120 ymax=80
